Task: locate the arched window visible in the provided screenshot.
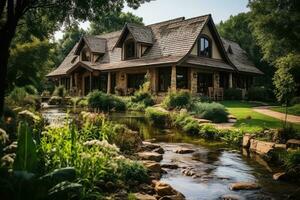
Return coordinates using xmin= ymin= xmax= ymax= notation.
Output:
xmin=124 ymin=39 xmax=136 ymax=59
xmin=198 ymin=36 xmax=211 ymax=57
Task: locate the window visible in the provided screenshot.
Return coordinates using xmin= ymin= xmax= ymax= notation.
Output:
xmin=176 ymin=67 xmax=188 ymax=89
xmin=127 ymin=73 xmax=146 ymax=89
xmin=81 ymin=48 xmax=90 ymax=61
xmin=124 ymin=39 xmax=136 ymax=59
xmin=198 ymin=36 xmax=211 ymax=57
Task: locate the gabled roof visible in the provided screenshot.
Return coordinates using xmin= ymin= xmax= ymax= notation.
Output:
xmin=222 ymin=38 xmax=263 ymax=74
xmin=115 ymin=23 xmax=154 ymax=47
xmin=47 ymin=15 xmax=262 ymax=77
xmin=75 ymin=36 xmax=107 ymax=55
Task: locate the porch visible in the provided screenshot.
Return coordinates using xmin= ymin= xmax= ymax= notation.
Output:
xmin=54 ymin=65 xmax=252 ymax=100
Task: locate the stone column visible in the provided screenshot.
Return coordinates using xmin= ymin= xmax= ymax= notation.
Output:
xmin=171 ymin=65 xmax=177 ymax=91
xmin=229 ymin=73 xmax=233 ymax=88
xmin=107 ymin=72 xmax=111 ymax=94
xmin=190 ymin=68 xmax=198 ymax=94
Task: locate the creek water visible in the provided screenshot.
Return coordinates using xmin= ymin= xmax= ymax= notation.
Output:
xmin=42 ymin=108 xmax=300 ymax=200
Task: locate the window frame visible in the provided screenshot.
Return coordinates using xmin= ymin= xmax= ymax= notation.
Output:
xmin=197 ymin=35 xmax=212 ymax=58
xmin=124 ymin=39 xmax=137 ymax=60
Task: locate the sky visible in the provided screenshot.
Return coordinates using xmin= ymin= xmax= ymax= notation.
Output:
xmin=54 ymin=0 xmax=249 ymax=40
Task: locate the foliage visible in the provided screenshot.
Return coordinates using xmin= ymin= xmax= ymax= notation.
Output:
xmin=273 ymin=54 xmax=297 ymax=104
xmin=132 ymin=92 xmax=154 ymax=107
xmin=24 ymin=85 xmax=38 ymax=95
xmin=48 ymin=96 xmax=63 ymax=106
xmin=224 ymin=88 xmax=243 ymax=100
xmin=87 ymin=90 xmax=126 ymax=112
xmin=198 ymin=124 xmax=219 ymax=140
xmin=290 ymin=97 xmax=300 ymax=106
xmin=163 ymin=90 xmax=191 ymax=110
xmin=13 ymin=122 xmax=38 ymax=172
xmin=217 ymin=12 xmax=274 ymax=87
xmin=193 ymin=102 xmax=228 ymax=123
xmin=247 ymin=86 xmax=273 ymax=102
xmin=219 ymin=129 xmax=244 ymax=146
xmin=172 ymin=111 xmax=200 ymax=135
xmin=89 ymin=12 xmax=143 ymax=35
xmin=284 ymin=150 xmax=300 ymax=177
xmin=52 ymin=85 xmax=67 ymax=98
xmin=145 ymin=107 xmax=169 ymax=128
xmin=6 ymin=87 xmax=40 ymax=110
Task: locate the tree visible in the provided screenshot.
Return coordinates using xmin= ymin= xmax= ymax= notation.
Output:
xmin=273 ymin=54 xmax=297 ymax=127
xmin=0 ymin=0 xmax=151 ymax=116
xmin=89 ymin=12 xmax=143 ymax=35
xmin=217 ymin=13 xmax=274 ymax=87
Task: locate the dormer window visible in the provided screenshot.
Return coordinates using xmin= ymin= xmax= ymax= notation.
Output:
xmin=81 ymin=47 xmax=91 ymax=61
xmin=124 ymin=39 xmax=136 ymax=60
xmin=198 ymin=35 xmax=211 ymax=57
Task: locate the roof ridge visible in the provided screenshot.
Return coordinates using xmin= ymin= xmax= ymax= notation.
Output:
xmin=147 ymin=17 xmax=185 ymax=27
xmin=183 ymin=14 xmax=211 ymax=22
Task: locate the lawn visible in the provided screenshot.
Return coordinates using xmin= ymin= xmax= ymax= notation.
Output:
xmin=270 ymin=104 xmax=300 ymax=116
xmin=221 ymin=101 xmax=300 ymax=132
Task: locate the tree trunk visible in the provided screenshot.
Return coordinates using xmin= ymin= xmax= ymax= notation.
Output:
xmin=0 ymin=33 xmax=11 ymax=117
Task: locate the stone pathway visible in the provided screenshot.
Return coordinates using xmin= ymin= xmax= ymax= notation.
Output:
xmin=253 ymin=106 xmax=300 ymax=124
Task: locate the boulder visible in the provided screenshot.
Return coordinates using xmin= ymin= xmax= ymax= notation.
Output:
xmin=159 ymin=193 xmax=185 ymax=200
xmin=138 ymin=183 xmax=155 ymax=195
xmin=133 ymin=193 xmax=157 ymax=200
xmin=174 ymin=148 xmax=195 ymax=154
xmin=286 ymin=139 xmax=300 ymax=149
xmin=274 ymin=144 xmax=286 ymax=150
xmin=154 ymin=181 xmax=178 ymax=196
xmin=273 ymin=172 xmax=288 ymax=181
xmin=140 ymin=142 xmax=162 ymax=151
xmin=161 ymin=163 xmax=179 ymax=169
xmin=142 ymin=160 xmax=161 ymax=172
xmin=242 ymin=134 xmax=253 ymax=148
xmin=153 ymin=147 xmax=165 ymax=154
xmin=250 ymin=139 xmax=275 ymax=155
xmin=221 ymin=194 xmax=244 ymax=200
xmin=137 ymin=152 xmax=163 ymax=162
xmin=229 ymin=182 xmax=260 ymax=190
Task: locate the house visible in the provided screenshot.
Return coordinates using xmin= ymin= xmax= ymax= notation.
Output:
xmin=47 ymin=14 xmax=263 ymax=99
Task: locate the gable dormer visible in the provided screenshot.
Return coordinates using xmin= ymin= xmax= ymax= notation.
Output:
xmin=75 ymin=36 xmax=107 ymax=63
xmin=115 ymin=23 xmax=154 ymax=60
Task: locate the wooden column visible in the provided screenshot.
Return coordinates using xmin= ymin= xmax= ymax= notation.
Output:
xmin=107 ymin=72 xmax=111 ymax=94
xmin=213 ymin=72 xmax=220 ymax=88
xmin=229 ymin=73 xmax=233 ymax=88
xmin=171 ymin=65 xmax=177 ymax=91
xmin=190 ymin=68 xmax=197 ymax=94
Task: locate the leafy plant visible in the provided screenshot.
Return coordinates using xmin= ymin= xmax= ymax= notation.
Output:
xmin=52 ymin=85 xmax=67 ymax=98
xmin=145 ymin=107 xmax=169 ymax=128
xmin=193 ymin=102 xmax=228 ymax=123
xmin=13 ymin=122 xmax=38 ymax=172
xmin=163 ymin=90 xmax=191 ymax=110
xmin=224 ymin=88 xmax=243 ymax=100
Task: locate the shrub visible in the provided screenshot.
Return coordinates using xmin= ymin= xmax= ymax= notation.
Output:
xmin=193 ymin=102 xmax=228 ymax=123
xmin=24 ymin=85 xmax=38 ymax=95
xmin=48 ymin=96 xmax=63 ymax=105
xmin=145 ymin=107 xmax=169 ymax=128
xmin=172 ymin=111 xmax=200 ymax=135
xmin=219 ymin=129 xmax=244 ymax=146
xmin=290 ymin=97 xmax=300 ymax=105
xmin=87 ymin=90 xmax=126 ymax=112
xmin=52 ymin=85 xmax=66 ymax=97
xmin=224 ymin=88 xmax=243 ymax=100
xmin=163 ymin=90 xmax=191 ymax=110
xmin=247 ymin=86 xmax=272 ymax=102
xmin=284 ymin=150 xmax=300 ymax=177
xmin=198 ymin=124 xmax=219 ymax=140
xmin=7 ymin=87 xmax=29 ymax=104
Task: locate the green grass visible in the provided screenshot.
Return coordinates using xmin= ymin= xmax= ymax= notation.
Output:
xmin=221 ymin=101 xmax=300 ymax=132
xmin=270 ymin=104 xmax=300 ymax=116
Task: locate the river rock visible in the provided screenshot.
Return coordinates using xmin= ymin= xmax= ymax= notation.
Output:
xmin=286 ymin=139 xmax=300 ymax=149
xmin=140 ymin=142 xmax=162 ymax=151
xmin=174 ymin=148 xmax=195 ymax=154
xmin=153 ymin=147 xmax=165 ymax=154
xmin=161 ymin=163 xmax=179 ymax=169
xmin=133 ymin=193 xmax=156 ymax=200
xmin=250 ymin=139 xmax=275 ymax=155
xmin=154 ymin=181 xmax=179 ymax=196
xmin=137 ymin=152 xmax=163 ymax=162
xmin=159 ymin=193 xmax=185 ymax=200
xmin=138 ymin=183 xmax=155 ymax=195
xmin=229 ymin=182 xmax=260 ymax=190
xmin=221 ymin=194 xmax=244 ymax=200
xmin=242 ymin=134 xmax=253 ymax=148
xmin=273 ymin=172 xmax=288 ymax=181
xmin=142 ymin=160 xmax=161 ymax=172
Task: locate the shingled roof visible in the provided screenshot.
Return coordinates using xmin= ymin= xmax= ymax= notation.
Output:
xmin=47 ymin=15 xmax=262 ymax=77
xmin=222 ymin=38 xmax=263 ymax=74
xmin=75 ymin=36 xmax=107 ymax=55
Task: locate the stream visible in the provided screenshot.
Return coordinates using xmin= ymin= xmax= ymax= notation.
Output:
xmin=42 ymin=108 xmax=300 ymax=200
